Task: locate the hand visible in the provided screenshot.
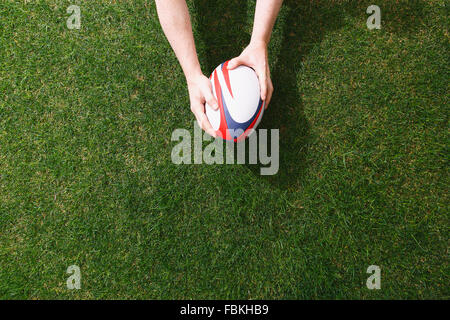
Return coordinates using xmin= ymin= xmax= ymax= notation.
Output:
xmin=227 ymin=41 xmax=273 ymax=108
xmin=186 ymin=73 xmax=219 ymax=138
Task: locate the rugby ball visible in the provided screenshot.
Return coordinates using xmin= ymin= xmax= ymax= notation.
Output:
xmin=205 ymin=61 xmax=265 ymax=142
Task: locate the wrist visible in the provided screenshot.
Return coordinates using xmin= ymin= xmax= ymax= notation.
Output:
xmin=181 ymin=58 xmax=203 ymax=84
xmin=249 ymin=37 xmax=269 ymax=49
xmin=184 ymin=66 xmax=204 ymax=85
xmin=185 ymin=71 xmax=204 ymax=87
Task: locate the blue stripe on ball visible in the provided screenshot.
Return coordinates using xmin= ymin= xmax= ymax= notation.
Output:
xmin=221 ymin=90 xmax=262 ymax=139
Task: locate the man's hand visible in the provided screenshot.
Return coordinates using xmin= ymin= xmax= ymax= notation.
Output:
xmin=227 ymin=41 xmax=273 ymax=109
xmin=187 ymin=73 xmax=219 ymax=138
xmin=227 ymin=0 xmax=283 ymax=109
xmin=156 ymin=0 xmax=282 ymax=133
xmin=155 ymin=0 xmax=218 ymax=137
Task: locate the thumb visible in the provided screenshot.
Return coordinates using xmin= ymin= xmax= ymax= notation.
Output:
xmin=204 ymin=88 xmax=219 ymax=111
xmin=227 ymin=57 xmax=243 ymax=70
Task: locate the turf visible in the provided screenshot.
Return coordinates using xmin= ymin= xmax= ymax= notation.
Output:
xmin=0 ymin=0 xmax=448 ymax=299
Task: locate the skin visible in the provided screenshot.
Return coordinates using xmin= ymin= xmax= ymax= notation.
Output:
xmin=155 ymin=0 xmax=283 ymax=137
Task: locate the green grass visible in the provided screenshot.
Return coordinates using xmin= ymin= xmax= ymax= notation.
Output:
xmin=0 ymin=0 xmax=448 ymax=299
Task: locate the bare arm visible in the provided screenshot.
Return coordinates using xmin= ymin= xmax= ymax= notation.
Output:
xmin=251 ymin=0 xmax=284 ymax=46
xmin=155 ymin=0 xmax=218 ymax=137
xmin=155 ymin=0 xmax=200 ymax=79
xmin=228 ymin=0 xmax=283 ymax=108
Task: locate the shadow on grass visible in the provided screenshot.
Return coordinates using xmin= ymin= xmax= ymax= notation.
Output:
xmin=193 ymin=0 xmax=430 ymax=190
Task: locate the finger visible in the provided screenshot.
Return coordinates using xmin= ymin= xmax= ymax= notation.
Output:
xmin=265 ymin=78 xmax=273 ymax=109
xmin=265 ymin=65 xmax=273 ymax=108
xmin=192 ymin=106 xmax=216 ymax=138
xmin=199 ymin=112 xmax=217 ymax=138
xmin=204 ymin=85 xmax=219 ymax=110
xmin=227 ymin=57 xmax=243 ymax=70
xmin=258 ymin=71 xmax=268 ymax=101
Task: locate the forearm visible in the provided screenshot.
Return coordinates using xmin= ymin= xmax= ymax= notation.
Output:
xmin=155 ymin=0 xmax=201 ymax=80
xmin=251 ymin=0 xmax=283 ymax=46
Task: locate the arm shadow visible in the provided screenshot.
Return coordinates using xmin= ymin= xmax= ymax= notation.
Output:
xmin=192 ymin=0 xmax=431 ymax=190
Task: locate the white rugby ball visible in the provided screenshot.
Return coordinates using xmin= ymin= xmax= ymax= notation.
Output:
xmin=205 ymin=61 xmax=265 ymax=142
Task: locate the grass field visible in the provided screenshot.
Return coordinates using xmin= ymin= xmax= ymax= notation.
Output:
xmin=0 ymin=0 xmax=448 ymax=299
